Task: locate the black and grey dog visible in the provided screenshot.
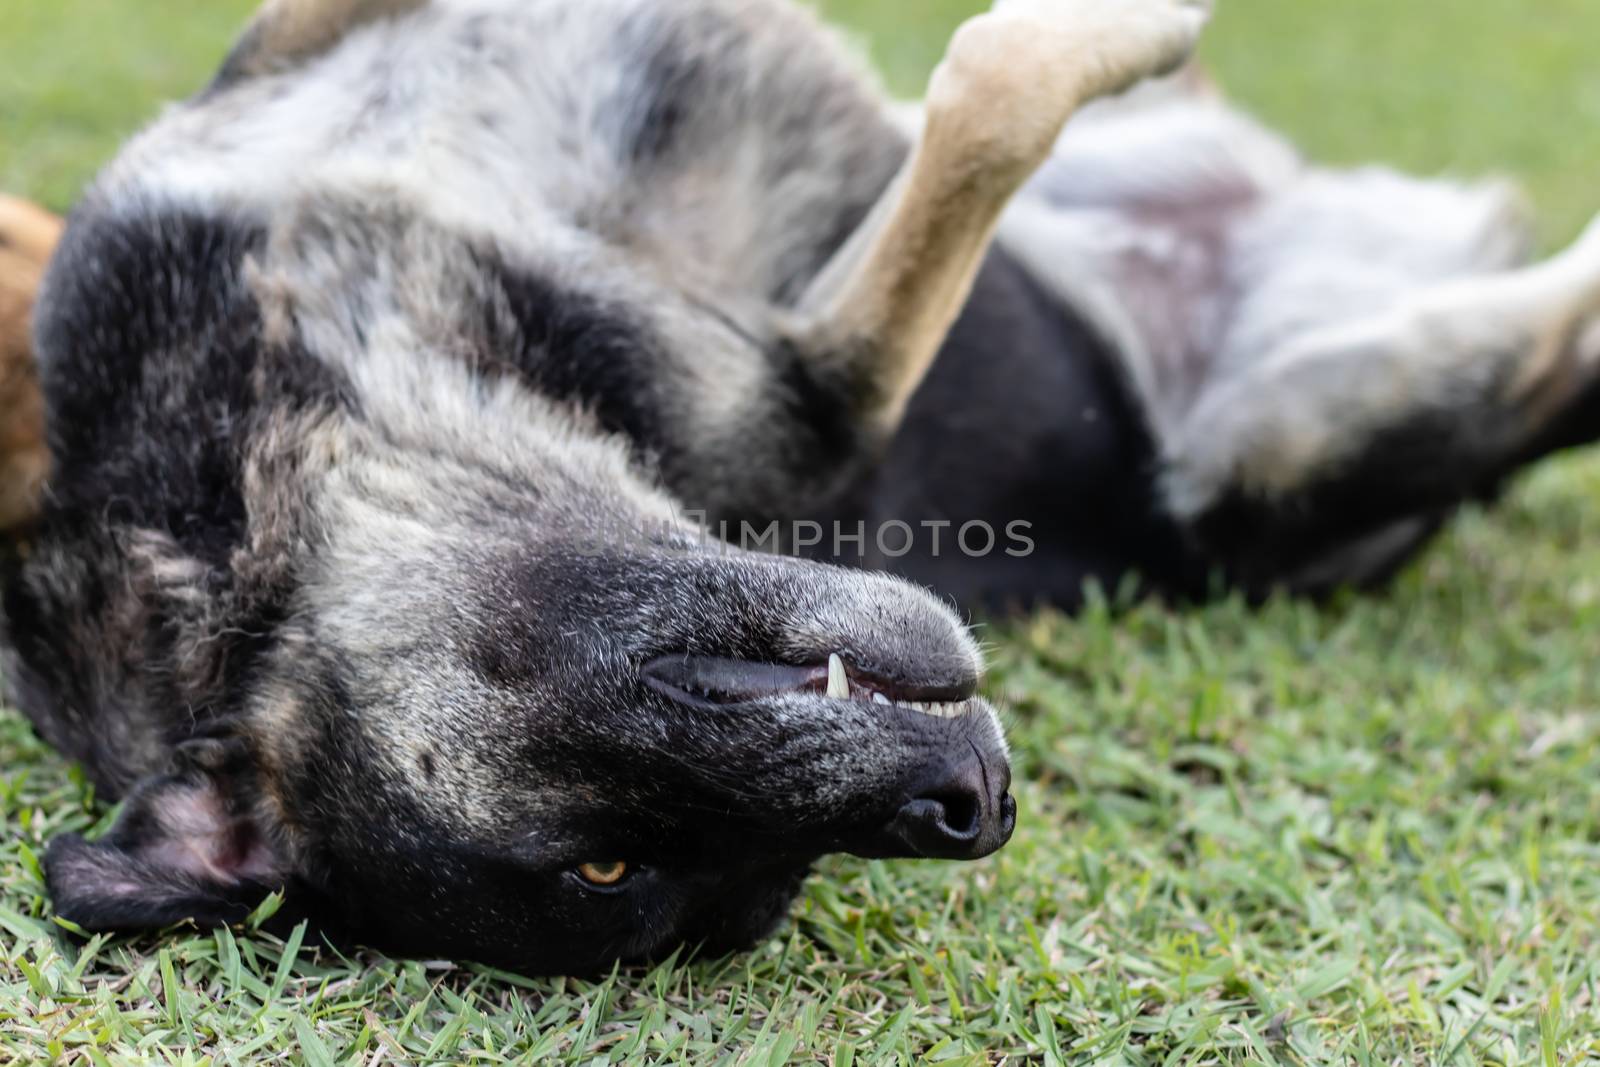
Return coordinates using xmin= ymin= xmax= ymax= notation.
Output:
xmin=3 ymin=0 xmax=1599 ymax=974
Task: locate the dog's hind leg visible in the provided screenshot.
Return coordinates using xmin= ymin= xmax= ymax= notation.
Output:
xmin=0 ymin=195 xmax=62 ymax=534
xmin=783 ymin=0 xmax=1211 ymax=436
xmin=1164 ymin=210 xmax=1600 ymax=591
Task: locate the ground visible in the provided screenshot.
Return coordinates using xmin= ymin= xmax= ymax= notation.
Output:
xmin=2 ymin=1 xmax=1599 ymax=1063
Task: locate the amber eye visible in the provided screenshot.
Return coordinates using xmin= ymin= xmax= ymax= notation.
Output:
xmin=575 ymin=861 xmax=629 ymax=887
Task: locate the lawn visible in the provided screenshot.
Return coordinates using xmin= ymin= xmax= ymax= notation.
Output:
xmin=3 ymin=1 xmax=1599 ymax=1063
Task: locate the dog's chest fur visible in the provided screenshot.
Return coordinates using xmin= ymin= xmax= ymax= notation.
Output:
xmin=107 ymin=0 xmax=901 ymax=307
xmin=93 ymin=0 xmax=923 ymax=513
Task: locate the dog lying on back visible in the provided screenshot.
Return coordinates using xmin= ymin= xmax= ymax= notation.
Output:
xmin=3 ymin=0 xmax=1599 ymax=975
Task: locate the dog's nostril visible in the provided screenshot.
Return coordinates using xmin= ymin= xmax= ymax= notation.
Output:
xmin=887 ymin=786 xmax=998 ymax=860
xmin=926 ymin=791 xmax=981 ymax=839
xmin=876 ymin=745 xmax=1016 ymax=862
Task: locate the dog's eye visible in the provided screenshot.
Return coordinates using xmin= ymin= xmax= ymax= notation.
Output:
xmin=575 ymin=861 xmax=629 ymax=887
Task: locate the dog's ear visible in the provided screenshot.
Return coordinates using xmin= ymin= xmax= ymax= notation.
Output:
xmin=44 ymin=741 xmax=289 ymax=932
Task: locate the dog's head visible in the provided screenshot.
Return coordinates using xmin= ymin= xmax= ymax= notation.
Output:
xmin=37 ymin=389 xmax=1014 ymax=973
xmin=14 ymin=0 xmax=1013 ymax=973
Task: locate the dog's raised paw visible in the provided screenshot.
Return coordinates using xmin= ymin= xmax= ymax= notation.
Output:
xmin=935 ymin=0 xmax=1216 ymax=147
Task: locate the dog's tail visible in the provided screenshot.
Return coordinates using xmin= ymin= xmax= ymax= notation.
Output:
xmin=0 ymin=194 xmax=62 ymax=534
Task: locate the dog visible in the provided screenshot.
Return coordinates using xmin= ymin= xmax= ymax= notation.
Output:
xmin=3 ymin=0 xmax=1598 ymax=975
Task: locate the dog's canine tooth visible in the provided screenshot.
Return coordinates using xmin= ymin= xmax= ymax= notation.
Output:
xmin=872 ymin=691 xmax=891 ymax=706
xmin=826 ymin=653 xmax=849 ymax=700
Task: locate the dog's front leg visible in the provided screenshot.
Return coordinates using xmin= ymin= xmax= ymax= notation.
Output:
xmin=785 ymin=0 xmax=1211 ymax=436
xmin=216 ymin=0 xmax=427 ymax=83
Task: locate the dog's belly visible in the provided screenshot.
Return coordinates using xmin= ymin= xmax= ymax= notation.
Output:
xmin=820 ymin=247 xmax=1201 ymax=611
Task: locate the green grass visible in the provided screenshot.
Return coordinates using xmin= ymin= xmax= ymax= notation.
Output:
xmin=4 ymin=0 xmax=1600 ymax=1062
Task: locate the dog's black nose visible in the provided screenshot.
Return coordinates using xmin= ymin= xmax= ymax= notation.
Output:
xmin=884 ymin=751 xmax=1015 ymax=861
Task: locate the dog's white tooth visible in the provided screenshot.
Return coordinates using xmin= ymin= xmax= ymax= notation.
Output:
xmin=827 ymin=653 xmax=850 ymax=700
xmin=893 ymin=698 xmax=975 ymax=720
xmin=885 ymin=698 xmax=979 ymax=719
xmin=872 ymin=691 xmax=891 ymax=706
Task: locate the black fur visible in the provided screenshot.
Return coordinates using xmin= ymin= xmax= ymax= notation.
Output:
xmin=479 ymin=249 xmax=669 ymax=454
xmin=819 ymin=247 xmax=1205 ymax=610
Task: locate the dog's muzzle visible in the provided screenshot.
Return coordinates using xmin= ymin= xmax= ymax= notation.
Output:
xmin=877 ymin=737 xmax=1015 ymax=860
xmin=644 ymin=651 xmax=1016 ymax=861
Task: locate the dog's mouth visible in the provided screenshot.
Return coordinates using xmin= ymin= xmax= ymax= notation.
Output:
xmin=642 ymin=652 xmax=976 ymax=718
xmin=642 ymin=649 xmax=1012 ymax=862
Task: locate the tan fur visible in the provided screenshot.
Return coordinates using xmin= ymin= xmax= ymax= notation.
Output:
xmin=234 ymin=0 xmax=428 ymax=77
xmin=789 ymin=0 xmax=1209 ymax=431
xmin=0 ymin=195 xmax=62 ymax=532
xmin=1499 ymin=216 xmax=1600 ymax=411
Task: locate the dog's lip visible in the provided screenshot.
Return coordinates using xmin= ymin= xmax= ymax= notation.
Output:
xmin=641 ymin=653 xmax=977 ymax=709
